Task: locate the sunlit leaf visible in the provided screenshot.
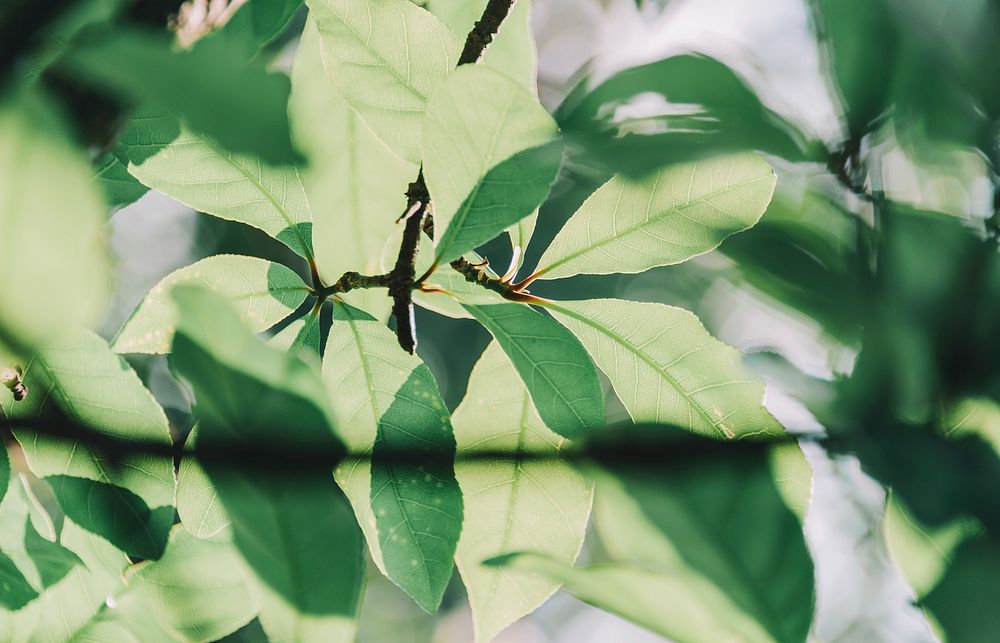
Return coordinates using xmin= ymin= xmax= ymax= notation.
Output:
xmin=120 ymin=109 xmax=315 ymax=260
xmin=463 ymin=302 xmax=604 ymax=440
xmin=290 ymin=19 xmax=413 ymax=320
xmin=92 ymin=147 xmax=148 ymax=214
xmin=547 ymin=299 xmax=783 ymax=439
xmin=1 ymin=330 xmax=174 ymax=559
xmin=452 ymin=342 xmax=592 ymax=642
xmin=113 ymin=254 xmax=309 ymax=355
xmin=323 ymin=301 xmax=462 ymax=613
xmin=424 ymin=65 xmax=562 ymax=265
xmin=307 ymin=0 xmax=462 ymax=163
xmin=533 ymin=154 xmax=775 ymax=280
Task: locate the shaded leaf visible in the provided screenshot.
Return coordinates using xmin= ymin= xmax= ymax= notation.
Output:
xmin=113 ymin=254 xmax=309 ymax=354
xmin=323 ymin=301 xmax=462 ymax=613
xmin=120 ymin=110 xmax=315 ymax=259
xmin=175 ymin=426 xmax=230 ymax=543
xmin=452 ymin=342 xmax=592 ymax=642
xmin=0 ymin=551 xmax=36 ymax=611
xmin=423 ymin=65 xmax=562 ymax=265
xmin=922 ymin=537 xmax=1000 ymax=643
xmin=533 ymin=154 xmax=775 ymax=280
xmin=307 ymin=0 xmax=462 ymax=163
xmin=23 ymin=516 xmax=83 ymax=589
xmin=63 ymin=26 xmax=298 ymax=164
xmin=462 ymin=303 xmax=604 ymax=440
xmin=92 ymin=147 xmax=148 ymax=213
xmin=548 ymin=299 xmax=784 ymax=439
xmin=171 ymin=285 xmax=364 ymax=624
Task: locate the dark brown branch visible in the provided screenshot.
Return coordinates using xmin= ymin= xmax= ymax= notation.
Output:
xmin=383 ymin=0 xmax=518 ymax=353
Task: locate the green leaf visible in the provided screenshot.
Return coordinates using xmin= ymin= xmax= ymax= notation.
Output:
xmin=414 ymin=248 xmax=506 ymax=319
xmin=205 ymin=0 xmax=304 ymax=59
xmin=170 ymin=285 xmax=364 ymax=624
xmin=423 ymin=65 xmax=562 ymax=265
xmin=547 ymin=299 xmax=784 ymax=439
xmin=556 ymin=55 xmax=810 ymax=176
xmin=63 ymin=26 xmax=298 ymax=164
xmin=113 ymin=254 xmax=309 ymax=355
xmin=504 ymin=210 xmax=538 ymax=280
xmin=0 ymin=89 xmax=112 ymax=354
xmin=306 ymin=0 xmax=462 ymax=163
xmin=92 ymin=147 xmax=149 ymax=213
xmin=922 ymin=537 xmax=1000 ymax=643
xmin=2 ymin=330 xmax=175 ymax=559
xmin=290 ymin=19 xmax=414 ymax=320
xmin=323 ymin=301 xmax=462 ymax=613
xmin=462 ymin=303 xmax=604 ymax=440
xmin=125 ymin=529 xmax=257 ymax=641
xmin=429 ymin=0 xmax=538 ymax=92
xmin=268 ymin=304 xmax=324 ymax=359
xmin=532 ymin=154 xmax=776 ymax=280
xmin=452 ymin=342 xmax=592 ymax=642
xmin=120 ymin=110 xmax=315 ymax=259
xmin=0 ymin=447 xmax=8 ymax=506
xmin=23 ymin=516 xmax=83 ymax=589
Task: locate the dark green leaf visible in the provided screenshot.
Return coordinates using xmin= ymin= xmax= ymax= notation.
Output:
xmin=462 ymin=303 xmax=604 ymax=440
xmin=923 ymin=537 xmax=1000 ymax=643
xmin=0 ymin=550 xmax=36 ymax=611
xmin=23 ymin=516 xmax=83 ymax=589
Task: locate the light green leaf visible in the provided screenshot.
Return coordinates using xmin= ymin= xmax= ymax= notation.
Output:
xmin=120 ymin=110 xmax=315 ymax=259
xmin=0 ymin=89 xmax=112 ymax=354
xmin=533 ymin=154 xmax=776 ymax=280
xmin=414 ymin=248 xmax=506 ymax=319
xmin=268 ymin=304 xmax=324 ymax=359
xmin=23 ymin=517 xmax=83 ymax=590
xmin=429 ymin=0 xmax=538 ymax=92
xmin=290 ymin=19 xmax=414 ymax=321
xmin=64 ymin=26 xmax=298 ymax=164
xmin=126 ymin=529 xmax=257 ymax=641
xmin=423 ymin=65 xmax=562 ymax=265
xmin=504 ymin=210 xmax=538 ymax=280
xmin=323 ymin=301 xmax=462 ymax=613
xmin=0 ymin=550 xmax=36 ymax=611
xmin=2 ymin=330 xmax=175 ymax=559
xmin=307 ymin=0 xmax=462 ymax=163
xmin=453 ymin=342 xmax=592 ymax=643
xmin=547 ymin=299 xmax=784 ymax=439
xmin=462 ymin=303 xmax=604 ymax=440
xmin=0 ymin=447 xmax=8 ymax=506
xmin=0 ymin=479 xmax=128 ymax=642
xmin=113 ymin=254 xmax=309 ymax=354
xmin=205 ymin=0 xmax=304 ymax=59
xmin=171 ymin=285 xmax=364 ymax=626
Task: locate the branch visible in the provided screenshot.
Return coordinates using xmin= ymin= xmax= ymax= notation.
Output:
xmin=384 ymin=0 xmax=517 ymax=353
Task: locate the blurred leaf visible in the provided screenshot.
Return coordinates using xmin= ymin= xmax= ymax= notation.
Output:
xmin=557 ymin=55 xmax=811 ymax=176
xmin=63 ymin=26 xmax=298 ymax=164
xmin=463 ymin=302 xmax=605 ymax=440
xmin=884 ymin=494 xmax=980 ymax=599
xmin=205 ymin=0 xmax=304 ymax=60
xmin=533 ymin=154 xmax=775 ymax=280
xmin=424 ymin=65 xmax=562 ymax=266
xmin=548 ymin=299 xmax=785 ymax=439
xmin=171 ymin=285 xmax=363 ymax=627
xmin=307 ymin=0 xmax=462 ymax=163
xmin=323 ymin=301 xmax=462 ymax=613
xmin=1 ymin=330 xmax=174 ymax=559
xmin=452 ymin=342 xmax=592 ymax=642
xmin=113 ymin=255 xmax=309 ymax=355
xmin=0 ymin=447 xmax=8 ymax=506
xmin=119 ymin=109 xmax=315 ymax=260
xmin=922 ymin=537 xmax=1000 ymax=643
xmin=92 ymin=146 xmax=148 ymax=213
xmin=0 ymin=550 xmax=37 ymax=610
xmin=290 ymin=19 xmax=413 ymax=320
xmin=429 ymin=0 xmax=537 ymax=92
xmin=0 ymin=89 xmax=111 ymax=354
xmin=126 ymin=529 xmax=257 ymax=641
